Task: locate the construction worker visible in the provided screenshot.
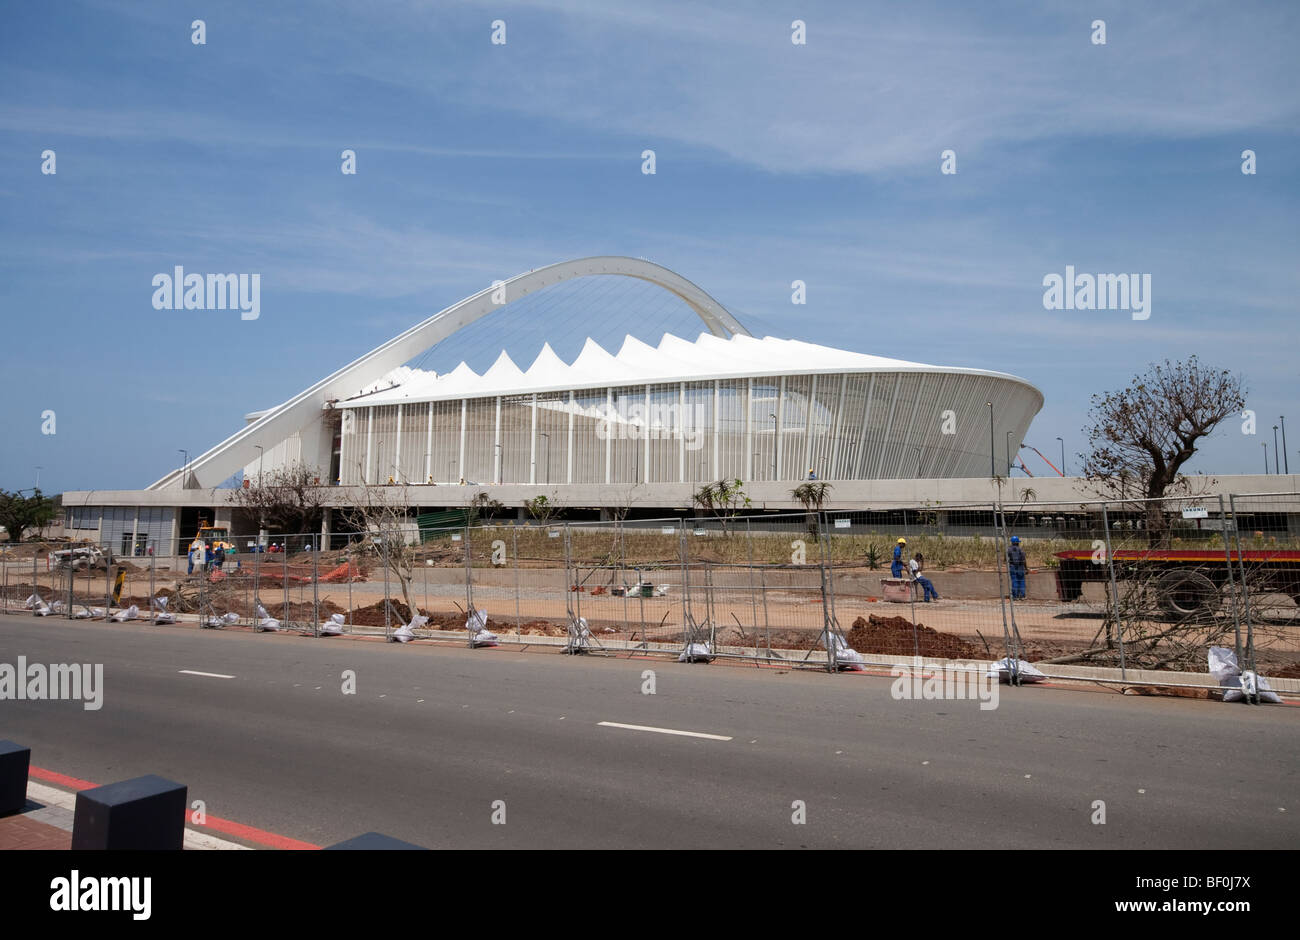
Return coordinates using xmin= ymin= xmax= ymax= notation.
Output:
xmin=909 ymin=552 xmax=940 ymax=602
xmin=1007 ymin=536 xmax=1027 ymax=600
xmin=807 ymin=467 xmax=817 ymax=480
xmin=892 ymin=537 xmax=906 ymax=578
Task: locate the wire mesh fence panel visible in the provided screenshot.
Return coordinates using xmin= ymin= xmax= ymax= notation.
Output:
xmin=462 ymin=523 xmax=525 ymax=643
xmin=681 ymin=513 xmax=830 ymax=665
xmin=571 ymin=519 xmax=684 ymax=648
xmin=1071 ymin=495 xmax=1254 ymax=678
xmin=1226 ymin=494 xmax=1300 ymax=680
xmin=996 ymin=500 xmax=1118 ymax=673
xmin=820 ymin=505 xmax=1007 ymax=666
xmin=559 ymin=521 xmax=639 ymax=651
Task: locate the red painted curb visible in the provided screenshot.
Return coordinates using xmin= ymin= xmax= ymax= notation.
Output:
xmin=30 ymin=765 xmax=321 ymax=850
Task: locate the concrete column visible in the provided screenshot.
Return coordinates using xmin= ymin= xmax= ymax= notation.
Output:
xmin=459 ymin=399 xmax=467 ymax=482
xmin=678 ymin=382 xmax=686 ymax=484
xmin=745 ymin=378 xmax=753 ymax=480
xmin=529 ymin=394 xmax=537 ymax=485
xmin=712 ymin=380 xmax=720 ymax=481
xmin=567 ymin=390 xmax=575 ymax=484
xmin=365 ymin=406 xmax=374 ymax=484
xmin=494 ymin=397 xmax=502 ymax=484
xmin=776 ymin=375 xmax=786 ymax=480
xmin=604 ymin=388 xmax=613 ymax=484
xmin=425 ymin=402 xmax=434 ymax=484
xmin=394 ymin=404 xmax=403 ymax=482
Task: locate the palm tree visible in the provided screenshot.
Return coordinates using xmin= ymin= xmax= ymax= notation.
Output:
xmin=791 ymin=481 xmax=832 ymax=538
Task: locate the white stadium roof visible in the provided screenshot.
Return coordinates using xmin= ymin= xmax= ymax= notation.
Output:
xmin=342 ymin=332 xmax=1032 ymax=406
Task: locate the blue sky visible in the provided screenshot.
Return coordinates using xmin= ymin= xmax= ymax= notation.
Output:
xmin=2 ymin=0 xmax=1297 ymax=493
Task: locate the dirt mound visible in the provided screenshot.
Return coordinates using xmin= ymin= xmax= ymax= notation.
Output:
xmin=349 ymin=599 xmax=416 ymax=626
xmin=1122 ymin=685 xmax=1215 ymax=699
xmin=845 ymin=614 xmax=980 ymax=659
xmin=1268 ymin=660 xmax=1300 ymax=679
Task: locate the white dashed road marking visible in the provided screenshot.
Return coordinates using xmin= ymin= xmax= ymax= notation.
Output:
xmin=598 ymin=721 xmax=732 ymax=741
xmin=179 ymin=670 xmax=235 ymax=679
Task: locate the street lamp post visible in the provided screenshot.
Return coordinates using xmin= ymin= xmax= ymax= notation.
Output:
xmin=1056 ymin=437 xmax=1066 ymax=476
xmin=541 ymin=433 xmax=550 ymax=484
xmin=254 ymin=445 xmax=264 ymax=487
xmin=1273 ymin=425 xmax=1281 ymax=475
xmin=35 ymin=466 xmax=42 ymax=490
xmin=1282 ymin=416 xmax=1290 ymax=474
xmin=1263 ymin=441 xmax=1269 ymax=474
xmin=1006 ymin=431 xmax=1013 ymax=477
xmin=178 ymin=449 xmax=189 ymax=486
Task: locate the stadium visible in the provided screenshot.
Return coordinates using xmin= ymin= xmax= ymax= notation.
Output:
xmin=159 ymin=256 xmax=1043 ymax=490
xmin=64 ymin=256 xmax=1048 ymax=547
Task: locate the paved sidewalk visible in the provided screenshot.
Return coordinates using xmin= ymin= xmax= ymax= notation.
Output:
xmin=0 ymin=794 xmax=74 ymax=850
xmin=0 ymin=780 xmax=252 ymax=850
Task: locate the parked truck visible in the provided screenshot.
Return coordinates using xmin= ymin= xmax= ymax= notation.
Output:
xmin=1054 ymin=548 xmax=1300 ymax=618
xmin=49 ymin=544 xmax=112 ymax=571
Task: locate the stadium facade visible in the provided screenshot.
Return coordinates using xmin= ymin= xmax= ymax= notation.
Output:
xmin=61 ymin=256 xmax=1053 ymax=548
xmin=332 ymin=331 xmax=1042 ymax=488
xmin=157 ymin=255 xmax=1043 ymax=490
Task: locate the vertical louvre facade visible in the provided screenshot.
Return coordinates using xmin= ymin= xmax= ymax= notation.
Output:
xmin=336 ymin=370 xmax=1042 ymax=486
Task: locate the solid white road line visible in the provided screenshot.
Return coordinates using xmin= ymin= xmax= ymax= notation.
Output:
xmin=178 ymin=669 xmax=235 ymax=679
xmin=597 ymin=721 xmax=732 ymax=741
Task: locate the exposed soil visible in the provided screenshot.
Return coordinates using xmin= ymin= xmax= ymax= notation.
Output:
xmin=844 ymin=614 xmax=982 ymax=659
xmin=349 ymin=599 xmax=416 ymax=626
xmin=1122 ymin=685 xmax=1216 ymax=699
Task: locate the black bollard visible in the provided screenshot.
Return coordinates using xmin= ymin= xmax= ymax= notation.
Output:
xmin=0 ymin=741 xmax=31 ymax=816
xmin=325 ymin=832 xmax=428 ymax=850
xmin=72 ymin=774 xmax=187 ymax=850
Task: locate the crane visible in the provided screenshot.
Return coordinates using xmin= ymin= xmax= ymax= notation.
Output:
xmin=1020 ymin=443 xmax=1065 ymax=477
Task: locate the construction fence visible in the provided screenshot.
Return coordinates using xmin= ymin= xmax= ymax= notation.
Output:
xmin=3 ymin=493 xmax=1297 ymax=696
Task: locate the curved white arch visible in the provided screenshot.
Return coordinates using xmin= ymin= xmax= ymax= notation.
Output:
xmin=149 ymin=256 xmax=746 ymax=490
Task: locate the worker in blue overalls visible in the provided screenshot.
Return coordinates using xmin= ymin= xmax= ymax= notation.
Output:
xmin=1007 ymin=535 xmax=1027 ymax=600
xmin=891 ymin=537 xmax=906 ymax=578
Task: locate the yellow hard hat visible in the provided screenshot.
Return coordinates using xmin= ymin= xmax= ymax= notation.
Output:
xmin=897 ymin=537 xmax=906 ymax=543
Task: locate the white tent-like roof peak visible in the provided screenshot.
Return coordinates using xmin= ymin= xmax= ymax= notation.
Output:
xmin=338 ymin=331 xmax=1036 ymax=408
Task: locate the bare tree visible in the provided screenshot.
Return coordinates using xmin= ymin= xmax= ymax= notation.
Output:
xmin=340 ymin=479 xmax=420 ymax=616
xmin=227 ymin=462 xmax=328 ymax=540
xmin=1081 ymin=356 xmax=1245 ymax=545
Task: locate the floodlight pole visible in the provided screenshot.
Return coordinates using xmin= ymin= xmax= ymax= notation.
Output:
xmin=1279 ymin=418 xmax=1289 ymax=478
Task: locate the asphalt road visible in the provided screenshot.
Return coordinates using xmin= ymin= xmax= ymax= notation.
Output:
xmin=1 ymin=613 xmax=1295 ymax=849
